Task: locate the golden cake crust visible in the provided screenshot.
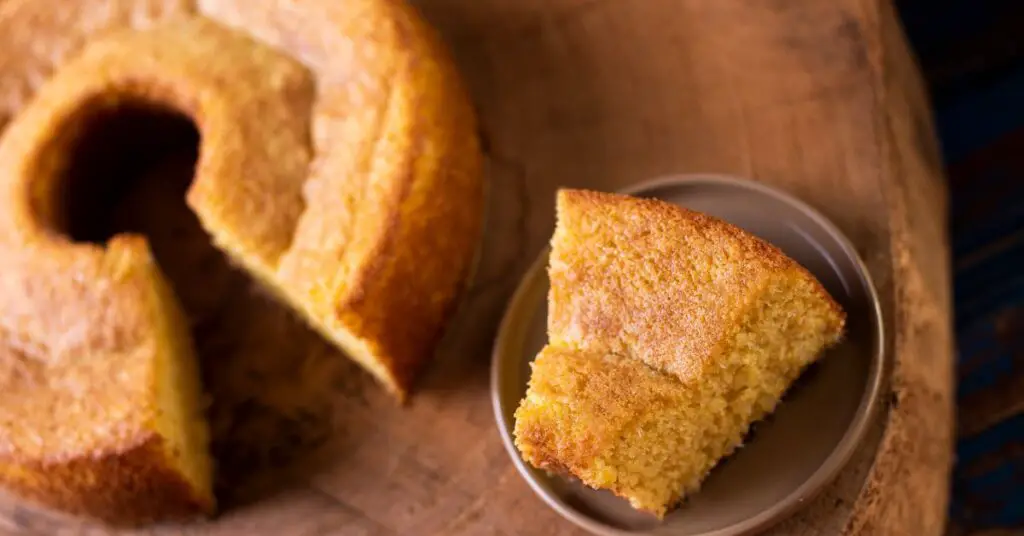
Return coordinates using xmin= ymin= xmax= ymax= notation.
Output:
xmin=548 ymin=189 xmax=842 ymax=381
xmin=0 ymin=436 xmax=211 ymax=524
xmin=199 ymin=0 xmax=484 ymax=396
xmin=0 ymin=0 xmax=482 ymax=524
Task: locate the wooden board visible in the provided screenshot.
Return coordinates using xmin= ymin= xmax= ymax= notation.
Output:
xmin=0 ymin=0 xmax=952 ymax=534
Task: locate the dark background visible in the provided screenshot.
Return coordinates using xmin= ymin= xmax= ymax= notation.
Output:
xmin=896 ymin=0 xmax=1024 ymax=532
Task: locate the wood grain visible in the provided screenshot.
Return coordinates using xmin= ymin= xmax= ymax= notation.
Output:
xmin=0 ymin=0 xmax=952 ymax=534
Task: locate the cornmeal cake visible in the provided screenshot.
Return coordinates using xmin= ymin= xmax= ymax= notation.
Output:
xmin=514 ymin=189 xmax=845 ymax=517
xmin=0 ymin=0 xmax=481 ymax=525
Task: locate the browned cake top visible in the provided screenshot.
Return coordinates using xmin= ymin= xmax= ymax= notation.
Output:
xmin=0 ymin=239 xmax=163 ymax=460
xmin=548 ymin=189 xmax=841 ymax=382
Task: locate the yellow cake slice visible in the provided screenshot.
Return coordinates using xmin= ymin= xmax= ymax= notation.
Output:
xmin=514 ymin=189 xmax=845 ymax=517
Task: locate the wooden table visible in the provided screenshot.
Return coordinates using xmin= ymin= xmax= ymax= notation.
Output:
xmin=0 ymin=0 xmax=952 ymax=534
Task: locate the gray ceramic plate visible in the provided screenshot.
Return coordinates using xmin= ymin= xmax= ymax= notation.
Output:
xmin=491 ymin=175 xmax=885 ymax=535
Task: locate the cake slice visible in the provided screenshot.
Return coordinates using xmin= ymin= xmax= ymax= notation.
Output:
xmin=0 ymin=237 xmax=214 ymax=524
xmin=513 ymin=189 xmax=845 ymax=517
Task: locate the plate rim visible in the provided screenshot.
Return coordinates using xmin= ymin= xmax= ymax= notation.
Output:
xmin=490 ymin=173 xmax=887 ymax=536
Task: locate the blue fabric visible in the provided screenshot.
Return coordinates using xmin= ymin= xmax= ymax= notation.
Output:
xmin=897 ymin=0 xmax=1024 ymax=531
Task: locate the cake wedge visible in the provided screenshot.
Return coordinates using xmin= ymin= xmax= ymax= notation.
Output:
xmin=513 ymin=189 xmax=845 ymax=517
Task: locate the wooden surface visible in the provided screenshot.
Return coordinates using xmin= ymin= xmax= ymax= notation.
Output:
xmin=0 ymin=0 xmax=952 ymax=534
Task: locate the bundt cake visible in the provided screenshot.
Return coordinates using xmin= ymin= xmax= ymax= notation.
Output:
xmin=0 ymin=0 xmax=481 ymax=526
xmin=514 ymin=189 xmax=845 ymax=517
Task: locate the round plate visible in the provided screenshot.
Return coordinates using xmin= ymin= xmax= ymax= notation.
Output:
xmin=491 ymin=174 xmax=885 ymax=535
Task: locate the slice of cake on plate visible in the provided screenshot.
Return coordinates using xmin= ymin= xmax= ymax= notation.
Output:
xmin=514 ymin=189 xmax=845 ymax=518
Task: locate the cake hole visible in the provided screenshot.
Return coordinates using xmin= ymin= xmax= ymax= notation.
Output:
xmin=58 ymin=101 xmax=199 ymax=244
xmin=53 ymin=98 xmax=370 ymax=509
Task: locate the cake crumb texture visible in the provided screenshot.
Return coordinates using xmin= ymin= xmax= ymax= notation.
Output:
xmin=514 ymin=189 xmax=845 ymax=517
